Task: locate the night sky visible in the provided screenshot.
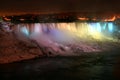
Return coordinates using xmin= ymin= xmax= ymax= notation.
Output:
xmin=0 ymin=0 xmax=120 ymax=15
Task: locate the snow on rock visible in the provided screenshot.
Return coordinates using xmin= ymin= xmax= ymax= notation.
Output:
xmin=0 ymin=27 xmax=43 ymax=64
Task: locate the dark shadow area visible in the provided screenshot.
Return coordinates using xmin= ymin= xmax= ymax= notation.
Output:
xmin=0 ymin=50 xmax=120 ymax=80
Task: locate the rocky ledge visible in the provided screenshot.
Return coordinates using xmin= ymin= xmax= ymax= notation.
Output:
xmin=0 ymin=27 xmax=43 ymax=64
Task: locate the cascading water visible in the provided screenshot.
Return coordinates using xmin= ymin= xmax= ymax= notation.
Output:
xmin=12 ymin=22 xmax=120 ymax=55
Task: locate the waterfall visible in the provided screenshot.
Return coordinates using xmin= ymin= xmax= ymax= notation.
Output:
xmin=11 ymin=22 xmax=120 ymax=54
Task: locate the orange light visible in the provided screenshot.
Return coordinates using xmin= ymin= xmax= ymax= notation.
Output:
xmin=20 ymin=18 xmax=25 ymax=21
xmin=3 ymin=17 xmax=11 ymax=21
xmin=104 ymin=16 xmax=116 ymax=21
xmin=78 ymin=17 xmax=89 ymax=21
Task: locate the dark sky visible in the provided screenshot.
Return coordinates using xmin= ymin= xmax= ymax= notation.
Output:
xmin=0 ymin=0 xmax=120 ymax=14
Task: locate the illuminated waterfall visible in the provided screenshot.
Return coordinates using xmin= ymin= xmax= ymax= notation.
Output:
xmin=10 ymin=22 xmax=120 ymax=54
xmin=108 ymin=22 xmax=113 ymax=32
xmin=16 ymin=22 xmax=117 ymax=41
xmin=20 ymin=26 xmax=29 ymax=36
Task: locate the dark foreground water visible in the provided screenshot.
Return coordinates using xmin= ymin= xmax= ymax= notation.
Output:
xmin=0 ymin=51 xmax=120 ymax=80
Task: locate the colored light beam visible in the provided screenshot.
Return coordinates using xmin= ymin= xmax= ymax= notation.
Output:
xmin=97 ymin=23 xmax=101 ymax=32
xmin=18 ymin=22 xmax=117 ymax=41
xmin=20 ymin=27 xmax=29 ymax=36
xmin=108 ymin=22 xmax=113 ymax=32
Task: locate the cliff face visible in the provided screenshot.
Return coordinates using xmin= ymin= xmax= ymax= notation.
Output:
xmin=0 ymin=26 xmax=43 ymax=64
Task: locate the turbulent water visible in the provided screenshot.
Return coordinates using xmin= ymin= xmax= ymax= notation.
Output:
xmin=10 ymin=22 xmax=120 ymax=55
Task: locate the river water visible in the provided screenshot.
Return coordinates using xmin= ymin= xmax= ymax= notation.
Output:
xmin=0 ymin=51 xmax=120 ymax=80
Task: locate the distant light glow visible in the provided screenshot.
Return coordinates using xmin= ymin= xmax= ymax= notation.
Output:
xmin=78 ymin=17 xmax=89 ymax=21
xmin=104 ymin=16 xmax=116 ymax=21
xmin=20 ymin=18 xmax=25 ymax=21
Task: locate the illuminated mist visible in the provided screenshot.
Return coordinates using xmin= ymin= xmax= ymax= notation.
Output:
xmin=12 ymin=22 xmax=120 ymax=54
xmin=15 ymin=22 xmax=117 ymax=40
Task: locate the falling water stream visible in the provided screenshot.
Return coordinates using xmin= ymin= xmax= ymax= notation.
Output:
xmin=11 ymin=22 xmax=120 ymax=55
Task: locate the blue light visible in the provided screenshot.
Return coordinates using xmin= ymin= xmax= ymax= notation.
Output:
xmin=21 ymin=27 xmax=29 ymax=36
xmin=89 ymin=23 xmax=101 ymax=32
xmin=97 ymin=23 xmax=101 ymax=32
xmin=108 ymin=23 xmax=113 ymax=32
xmin=103 ymin=23 xmax=107 ymax=30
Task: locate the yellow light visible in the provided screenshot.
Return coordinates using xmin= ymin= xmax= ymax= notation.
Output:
xmin=43 ymin=22 xmax=116 ymax=41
